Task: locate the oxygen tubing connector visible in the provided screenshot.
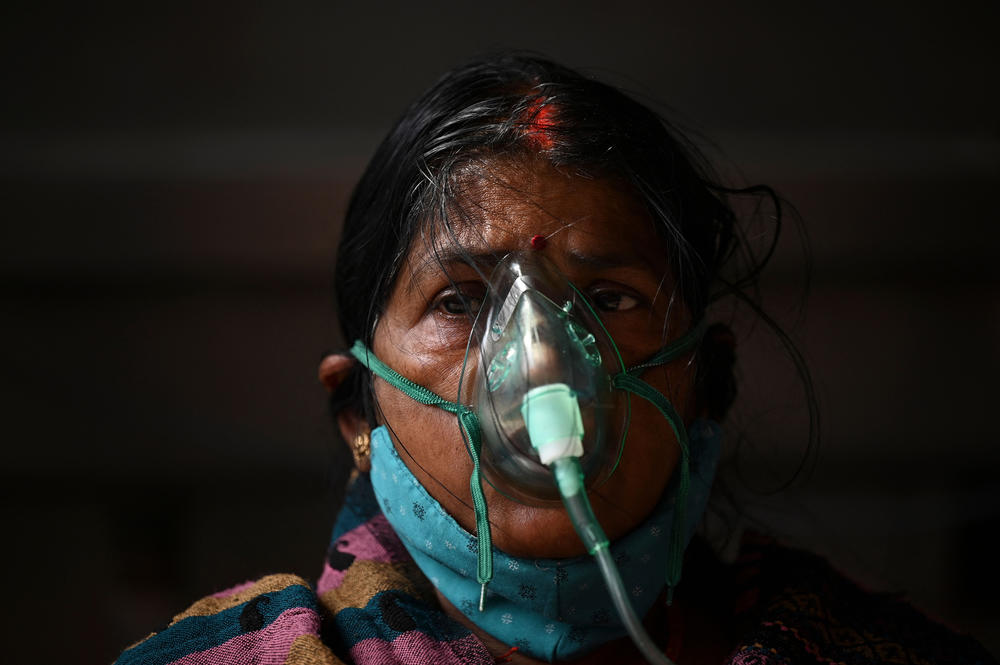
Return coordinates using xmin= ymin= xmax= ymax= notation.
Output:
xmin=523 ymin=384 xmax=677 ymax=665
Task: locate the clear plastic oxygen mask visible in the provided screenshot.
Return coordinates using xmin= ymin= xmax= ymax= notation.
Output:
xmin=464 ymin=252 xmax=627 ymax=506
xmin=462 ymin=252 xmax=679 ymax=665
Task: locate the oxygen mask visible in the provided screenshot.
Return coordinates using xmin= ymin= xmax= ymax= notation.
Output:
xmin=463 ymin=253 xmax=628 ymax=505
xmin=350 ymin=249 xmax=707 ymax=665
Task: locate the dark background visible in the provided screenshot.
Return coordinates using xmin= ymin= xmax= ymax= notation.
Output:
xmin=2 ymin=2 xmax=998 ymax=662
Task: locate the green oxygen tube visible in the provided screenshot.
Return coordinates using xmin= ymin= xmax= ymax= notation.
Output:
xmin=522 ymin=384 xmax=677 ymax=665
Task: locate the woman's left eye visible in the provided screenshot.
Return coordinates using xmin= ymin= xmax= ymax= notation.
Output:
xmin=589 ymin=289 xmax=640 ymax=312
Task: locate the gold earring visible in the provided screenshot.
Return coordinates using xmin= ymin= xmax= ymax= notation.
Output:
xmin=351 ymin=430 xmax=372 ymax=473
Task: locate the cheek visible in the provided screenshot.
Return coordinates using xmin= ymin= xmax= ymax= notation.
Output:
xmin=627 ymin=380 xmax=685 ymax=465
xmin=634 ymin=358 xmax=697 ymax=420
xmin=590 ymin=363 xmax=695 ymax=530
xmin=373 ymin=380 xmax=464 ymax=455
xmin=613 ymin=395 xmax=681 ymax=499
xmin=372 ymin=379 xmax=474 ymax=502
xmin=631 ymin=363 xmax=697 ymax=476
xmin=377 ymin=316 xmax=475 ymax=397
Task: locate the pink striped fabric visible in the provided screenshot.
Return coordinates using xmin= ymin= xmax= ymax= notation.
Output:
xmin=349 ymin=631 xmax=492 ymax=665
xmin=168 ymin=607 xmax=320 ymax=665
xmin=318 ymin=515 xmax=403 ymax=594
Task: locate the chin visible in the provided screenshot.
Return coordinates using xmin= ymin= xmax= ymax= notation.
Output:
xmin=486 ymin=499 xmax=591 ymax=559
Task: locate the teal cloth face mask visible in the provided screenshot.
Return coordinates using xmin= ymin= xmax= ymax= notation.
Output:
xmin=351 ymin=253 xmax=708 ymax=609
xmin=369 ymin=421 xmax=721 ymax=662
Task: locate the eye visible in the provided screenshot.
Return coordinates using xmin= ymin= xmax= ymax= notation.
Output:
xmin=431 ymin=284 xmax=486 ymax=318
xmin=438 ymin=295 xmax=481 ymax=316
xmin=589 ymin=288 xmax=640 ymax=312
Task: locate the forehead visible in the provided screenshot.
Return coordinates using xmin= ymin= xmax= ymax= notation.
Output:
xmin=410 ymin=160 xmax=669 ymax=275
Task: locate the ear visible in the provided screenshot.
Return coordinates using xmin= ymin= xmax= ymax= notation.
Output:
xmin=319 ymin=353 xmax=370 ymax=443
xmin=319 ymin=353 xmax=354 ymax=392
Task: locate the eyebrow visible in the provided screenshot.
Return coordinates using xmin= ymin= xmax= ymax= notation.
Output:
xmin=404 ymin=244 xmax=656 ymax=296
xmin=563 ymin=246 xmax=653 ymax=271
xmin=405 ymin=249 xmax=502 ymax=295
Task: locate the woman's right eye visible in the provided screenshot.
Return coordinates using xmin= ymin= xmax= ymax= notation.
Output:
xmin=431 ymin=285 xmax=485 ymax=318
xmin=437 ymin=295 xmax=478 ymax=315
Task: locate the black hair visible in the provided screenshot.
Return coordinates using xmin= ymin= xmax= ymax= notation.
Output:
xmin=331 ymin=52 xmax=816 ymax=477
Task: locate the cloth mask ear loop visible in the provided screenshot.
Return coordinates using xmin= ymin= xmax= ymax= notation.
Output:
xmin=349 ymin=341 xmax=494 ymax=594
xmin=610 ymin=320 xmax=706 ymax=603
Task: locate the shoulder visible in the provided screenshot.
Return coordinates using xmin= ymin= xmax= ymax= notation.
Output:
xmin=114 ymin=573 xmax=343 ymax=665
xmin=727 ymin=534 xmax=997 ymax=665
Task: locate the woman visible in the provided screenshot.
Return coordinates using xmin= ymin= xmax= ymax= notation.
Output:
xmin=115 ymin=54 xmax=994 ymax=665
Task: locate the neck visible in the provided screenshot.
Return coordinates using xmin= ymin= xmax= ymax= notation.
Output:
xmin=434 ymin=587 xmax=675 ymax=665
xmin=435 ymin=585 xmax=734 ymax=665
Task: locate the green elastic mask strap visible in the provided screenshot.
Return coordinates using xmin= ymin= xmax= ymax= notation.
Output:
xmin=610 ymin=319 xmax=706 ymax=602
xmin=349 ymin=341 xmax=494 ymax=597
xmin=628 ymin=319 xmax=707 ymax=372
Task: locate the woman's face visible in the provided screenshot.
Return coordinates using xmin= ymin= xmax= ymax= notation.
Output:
xmin=371 ymin=158 xmax=697 ymax=558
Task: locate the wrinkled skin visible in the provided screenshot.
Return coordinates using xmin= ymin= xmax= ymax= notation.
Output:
xmin=321 ymin=158 xmax=707 ymax=664
xmin=368 ymin=159 xmax=696 ymax=557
